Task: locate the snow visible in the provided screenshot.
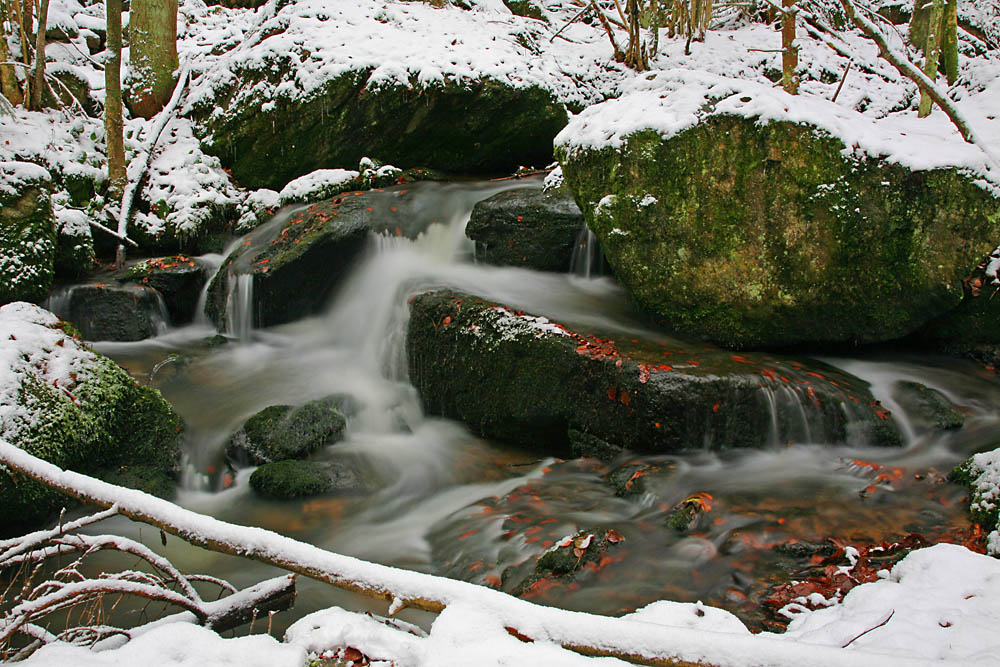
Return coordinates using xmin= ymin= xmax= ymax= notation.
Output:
xmin=277 ymin=168 xmax=360 ymax=205
xmin=962 ymin=447 xmax=1000 ymax=556
xmin=0 ymin=303 xmax=96 ymax=444
xmin=22 ymin=622 xmax=306 ymax=667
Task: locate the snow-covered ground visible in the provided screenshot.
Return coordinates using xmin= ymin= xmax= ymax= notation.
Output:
xmin=3 ymin=0 xmax=1000 ymax=663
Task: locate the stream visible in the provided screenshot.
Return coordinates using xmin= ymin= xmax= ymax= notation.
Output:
xmin=84 ymin=179 xmax=997 ymax=635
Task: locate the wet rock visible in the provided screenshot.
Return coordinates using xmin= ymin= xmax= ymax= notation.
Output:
xmin=192 ymin=49 xmax=568 ymax=190
xmin=227 ymin=396 xmax=348 ymax=466
xmin=511 ymin=530 xmax=624 ymax=597
xmin=557 ymin=114 xmax=1000 ymax=348
xmin=0 ymin=303 xmax=183 ymax=536
xmin=407 ymin=290 xmax=902 ymax=456
xmin=466 ymin=185 xmax=583 ymax=271
xmin=604 ymin=460 xmax=675 ymax=497
xmin=119 ymin=255 xmax=210 ymax=325
xmin=250 ymin=460 xmax=332 ymax=499
xmin=891 ymin=380 xmax=964 ymax=432
xmin=0 ymin=162 xmax=56 ymax=305
xmin=48 ymin=283 xmax=169 ymax=341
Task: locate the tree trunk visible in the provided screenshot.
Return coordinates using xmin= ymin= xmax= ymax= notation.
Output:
xmin=27 ymin=0 xmax=48 ymax=110
xmin=105 ymin=0 xmax=127 ymax=266
xmin=781 ymin=0 xmax=799 ymax=94
xmin=0 ymin=2 xmax=23 ymax=105
xmin=909 ymin=0 xmax=929 ymax=48
xmin=918 ymin=0 xmax=943 ymax=118
xmin=128 ymin=0 xmax=178 ymax=119
xmin=940 ymin=0 xmax=957 ymax=85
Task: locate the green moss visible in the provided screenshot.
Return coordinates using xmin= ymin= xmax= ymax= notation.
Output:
xmin=0 ymin=180 xmax=56 ymax=304
xmin=949 ymin=457 xmax=1000 ymax=530
xmin=249 ymin=460 xmax=332 ymax=499
xmin=229 ymin=397 xmax=347 ymax=465
xmin=558 ymin=115 xmax=1000 ymax=348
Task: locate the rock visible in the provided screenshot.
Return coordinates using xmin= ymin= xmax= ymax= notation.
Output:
xmin=44 ymin=66 xmax=98 ymax=117
xmin=557 ymin=114 xmax=1000 ymax=348
xmin=406 ymin=290 xmax=901 ymax=456
xmin=192 ymin=61 xmax=568 ymax=191
xmin=503 ymin=0 xmax=547 ymax=21
xmin=0 ymin=303 xmax=183 ymax=535
xmin=249 ymin=460 xmax=332 ymax=499
xmin=950 ymin=450 xmax=1000 ymax=548
xmin=119 ymin=255 xmax=210 ymax=325
xmin=206 ymin=187 xmax=429 ymax=330
xmin=0 ymin=162 xmax=56 ymax=305
xmin=511 ymin=530 xmax=623 ymax=597
xmin=47 ymin=283 xmax=169 ymax=342
xmin=226 ymin=396 xmax=348 ymax=466
xmin=466 ymin=185 xmax=584 ymax=271
xmin=891 ymin=380 xmax=964 ymax=432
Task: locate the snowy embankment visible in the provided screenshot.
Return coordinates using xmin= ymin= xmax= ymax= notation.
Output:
xmin=3 ymin=438 xmax=999 ymax=667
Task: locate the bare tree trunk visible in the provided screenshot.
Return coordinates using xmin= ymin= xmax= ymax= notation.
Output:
xmin=692 ymin=0 xmax=712 ymax=41
xmin=129 ymin=0 xmax=178 ymax=118
xmin=0 ymin=2 xmax=23 ymax=105
xmin=781 ymin=0 xmax=799 ymax=94
xmin=105 ymin=0 xmax=127 ymax=266
xmin=12 ymin=0 xmax=29 ymax=101
xmin=27 ymin=0 xmax=47 ymax=110
xmin=918 ymin=0 xmax=943 ymax=117
xmin=941 ymin=0 xmax=957 ymax=84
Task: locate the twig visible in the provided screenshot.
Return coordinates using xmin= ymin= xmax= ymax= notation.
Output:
xmin=831 ymin=60 xmax=852 ymax=102
xmin=550 ymin=3 xmax=593 ymax=42
xmin=841 ymin=609 xmax=894 ymax=648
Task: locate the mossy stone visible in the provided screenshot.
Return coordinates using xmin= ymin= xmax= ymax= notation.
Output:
xmin=227 ymin=396 xmax=347 ymax=465
xmin=249 ymin=460 xmax=332 ymax=499
xmin=890 ymin=380 xmax=964 ymax=431
xmin=0 ymin=172 xmax=56 ymax=305
xmin=557 ymin=115 xmax=1000 ymax=348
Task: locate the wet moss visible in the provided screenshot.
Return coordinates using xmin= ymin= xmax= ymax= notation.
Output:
xmin=249 ymin=460 xmax=333 ymax=499
xmin=557 ymin=115 xmax=1000 ymax=348
xmin=227 ymin=397 xmax=347 ymax=465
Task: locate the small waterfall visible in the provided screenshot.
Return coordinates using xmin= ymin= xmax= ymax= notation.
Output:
xmin=569 ymin=224 xmax=603 ymax=278
xmin=149 ymin=289 xmax=171 ymax=335
xmin=225 ymin=273 xmax=256 ymax=341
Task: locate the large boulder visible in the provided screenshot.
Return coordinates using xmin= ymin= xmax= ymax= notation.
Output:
xmin=0 ymin=302 xmax=183 ymax=535
xmin=119 ymin=255 xmax=211 ymax=325
xmin=0 ymin=162 xmax=56 ymax=305
xmin=466 ymin=184 xmax=584 ymax=271
xmin=406 ymin=290 xmax=900 ymax=456
xmin=556 ymin=114 xmax=1000 ymax=349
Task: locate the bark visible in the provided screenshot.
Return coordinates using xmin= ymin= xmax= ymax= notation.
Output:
xmin=918 ymin=0 xmax=943 ymax=118
xmin=781 ymin=0 xmax=798 ymax=94
xmin=941 ymin=0 xmax=957 ymax=85
xmin=27 ymin=0 xmax=47 ymax=110
xmin=0 ymin=1 xmax=23 ymax=105
xmin=105 ymin=0 xmax=126 ymax=265
xmin=692 ymin=0 xmax=712 ymax=41
xmin=128 ymin=0 xmax=178 ymax=119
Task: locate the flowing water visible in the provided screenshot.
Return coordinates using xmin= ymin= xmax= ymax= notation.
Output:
xmin=87 ymin=179 xmax=998 ymax=634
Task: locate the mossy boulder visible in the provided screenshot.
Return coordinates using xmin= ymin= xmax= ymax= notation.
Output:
xmin=0 ymin=302 xmax=183 ymax=536
xmin=227 ymin=396 xmax=348 ymax=466
xmin=406 ymin=290 xmax=901 ymax=456
xmin=0 ymin=162 xmax=56 ymax=305
xmin=556 ymin=114 xmax=1000 ymax=348
xmin=192 ymin=60 xmax=568 ymax=190
xmin=249 ymin=460 xmax=332 ymax=499
xmin=48 ymin=283 xmax=169 ymax=341
xmin=950 ymin=450 xmax=1000 ymax=554
xmin=466 ymin=185 xmax=584 ymax=271
xmin=119 ymin=255 xmax=210 ymax=325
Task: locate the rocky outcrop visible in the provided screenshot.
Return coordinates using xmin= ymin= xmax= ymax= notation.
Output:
xmin=557 ymin=114 xmax=1000 ymax=349
xmin=0 ymin=162 xmax=56 ymax=305
xmin=120 ymin=255 xmax=211 ymax=325
xmin=192 ymin=63 xmax=568 ymax=191
xmin=0 ymin=303 xmax=183 ymax=535
xmin=406 ymin=290 xmax=901 ymax=457
xmin=466 ymin=185 xmax=584 ymax=271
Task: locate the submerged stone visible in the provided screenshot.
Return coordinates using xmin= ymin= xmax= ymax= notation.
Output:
xmin=407 ymin=290 xmax=901 ymax=456
xmin=466 ymin=185 xmax=584 ymax=272
xmin=556 ymin=114 xmax=1000 ymax=348
xmin=227 ymin=395 xmax=348 ymax=466
xmin=890 ymin=380 xmax=965 ymax=432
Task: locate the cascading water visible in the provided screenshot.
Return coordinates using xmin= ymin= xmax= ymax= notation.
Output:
xmin=569 ymin=224 xmax=602 ymax=278
xmin=87 ymin=179 xmax=1000 ymax=634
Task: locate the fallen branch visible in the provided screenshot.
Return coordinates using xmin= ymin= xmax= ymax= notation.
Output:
xmin=0 ymin=440 xmax=937 ymax=667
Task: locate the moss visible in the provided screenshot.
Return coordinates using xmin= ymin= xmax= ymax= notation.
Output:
xmin=558 ymin=115 xmax=1000 ymax=349
xmin=950 ymin=457 xmax=1000 ymax=530
xmin=249 ymin=460 xmax=332 ymax=499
